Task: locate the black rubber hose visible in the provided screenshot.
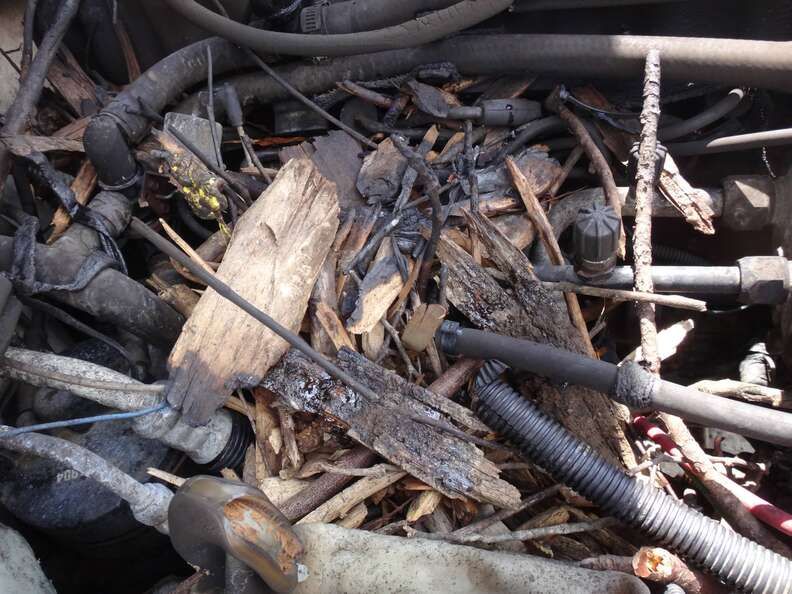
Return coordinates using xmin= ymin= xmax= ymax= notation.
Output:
xmin=85 ymin=37 xmax=251 ymax=190
xmin=439 ymin=323 xmax=792 ymax=447
xmin=513 ymin=0 xmax=691 ymax=10
xmin=87 ymin=33 xmax=792 ymax=189
xmin=175 ymin=197 xmax=213 ymax=241
xmin=474 ymin=360 xmax=792 ymax=594
xmin=658 ymin=88 xmax=745 ymax=142
xmin=668 ymin=128 xmax=792 ymax=156
xmin=0 ymin=236 xmax=183 ymax=347
xmin=304 ymin=0 xmax=459 ymax=34
xmin=162 ymin=0 xmax=513 ymax=57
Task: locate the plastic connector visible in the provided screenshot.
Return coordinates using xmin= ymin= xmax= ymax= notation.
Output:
xmin=572 ymin=203 xmax=620 ymax=280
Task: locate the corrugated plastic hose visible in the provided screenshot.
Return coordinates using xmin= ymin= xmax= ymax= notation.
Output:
xmin=474 ymin=360 xmax=792 ymax=594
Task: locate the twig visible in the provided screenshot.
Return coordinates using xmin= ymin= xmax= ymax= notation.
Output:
xmin=541 ymin=281 xmax=707 ymax=312
xmin=297 ymin=465 xmax=406 ymax=525
xmin=0 ymin=0 xmax=80 ymax=198
xmin=316 ymin=462 xmax=400 ymax=477
xmin=205 ymin=45 xmax=224 ymax=168
xmin=342 ymin=215 xmax=401 ymax=274
xmin=406 ymin=412 xmax=510 ymax=452
xmin=381 ymin=318 xmax=418 ymax=378
xmin=633 ymin=547 xmax=724 ymax=594
xmin=336 ymin=80 xmax=393 ymax=109
xmin=391 ymin=134 xmax=443 ymax=296
xmin=246 ymin=50 xmax=377 ymax=149
xmin=147 ymin=467 xmax=186 ymax=487
xmin=632 ymin=49 xmax=663 ymax=373
xmin=506 ymin=157 xmax=595 ymax=357
xmin=279 ymin=447 xmax=378 ymax=521
xmin=171 ymin=571 xmax=208 ymax=594
xmin=689 ymin=379 xmax=792 ymax=410
xmin=549 ymin=96 xmax=624 ymax=251
xmin=21 ymin=0 xmax=38 ymax=78
xmin=159 ymin=218 xmax=216 ymax=277
xmin=634 ymin=415 xmax=792 ymax=550
xmin=549 ymin=145 xmax=584 ymax=197
xmin=406 ymin=517 xmax=617 ymax=545
xmin=453 ymin=484 xmax=562 ymax=535
xmin=464 ymin=120 xmax=480 ymax=213
xmin=427 ymin=358 xmax=482 ymax=399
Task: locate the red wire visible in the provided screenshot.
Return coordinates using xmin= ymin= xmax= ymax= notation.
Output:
xmin=632 ymin=415 xmax=792 ymax=537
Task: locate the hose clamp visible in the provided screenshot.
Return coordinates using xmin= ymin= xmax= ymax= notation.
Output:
xmin=98 ymin=164 xmax=143 ymax=193
xmin=436 ymin=320 xmax=462 ymax=355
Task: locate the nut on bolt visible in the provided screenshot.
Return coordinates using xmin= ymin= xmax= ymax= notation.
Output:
xmin=737 ymin=256 xmax=790 ymax=305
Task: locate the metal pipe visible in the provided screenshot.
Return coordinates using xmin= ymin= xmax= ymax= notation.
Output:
xmin=533 ymin=264 xmax=741 ymax=295
xmin=669 ymin=127 xmax=792 ymax=156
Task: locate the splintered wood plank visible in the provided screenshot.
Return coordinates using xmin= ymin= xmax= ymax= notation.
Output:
xmin=167 ymin=158 xmax=340 ymax=424
xmin=464 ymin=211 xmax=636 ymax=468
xmin=263 ymin=349 xmax=519 ymax=508
xmin=48 ymin=48 xmax=100 ymax=117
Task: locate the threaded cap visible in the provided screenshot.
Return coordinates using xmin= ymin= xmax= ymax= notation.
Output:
xmin=572 ymin=204 xmax=620 ymax=279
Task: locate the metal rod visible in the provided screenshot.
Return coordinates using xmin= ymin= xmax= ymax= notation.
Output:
xmin=533 ymin=265 xmax=741 ymax=295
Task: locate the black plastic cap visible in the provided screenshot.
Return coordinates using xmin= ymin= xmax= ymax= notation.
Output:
xmin=572 ymin=204 xmax=620 ymax=278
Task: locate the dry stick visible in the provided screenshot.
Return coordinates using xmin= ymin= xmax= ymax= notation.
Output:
xmin=21 ymin=0 xmax=38 ymax=78
xmin=633 ymin=546 xmax=725 ymax=594
xmin=407 ymin=517 xmax=617 ymax=545
xmin=279 ymin=447 xmax=378 ymax=522
xmin=632 ymin=49 xmax=663 ymax=374
xmin=549 ymin=145 xmax=584 ymax=197
xmin=159 ymin=218 xmax=216 ymax=277
xmin=336 ymin=80 xmax=392 ymax=109
xmin=542 ymin=281 xmax=707 ymax=312
xmin=381 ymin=318 xmax=418 ymax=379
xmin=464 ymin=119 xmax=482 ymax=264
xmin=506 ymin=158 xmax=596 ymax=357
xmin=645 ymin=413 xmax=792 ymax=556
xmin=427 ymin=358 xmax=482 ymax=399
xmin=551 ymin=98 xmax=624 ymax=252
xmin=391 ymin=134 xmax=443 ymax=296
xmin=453 ymin=484 xmax=562 ymax=536
xmin=297 ymin=465 xmax=407 ymax=525
xmin=0 ymin=0 xmax=80 ymax=199
xmin=690 ymin=379 xmax=792 ymax=410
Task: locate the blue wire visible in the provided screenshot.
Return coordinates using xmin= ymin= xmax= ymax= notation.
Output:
xmin=0 ymin=403 xmax=169 ymax=438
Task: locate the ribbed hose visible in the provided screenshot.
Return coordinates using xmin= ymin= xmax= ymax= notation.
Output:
xmin=474 ymin=361 xmax=792 ymax=594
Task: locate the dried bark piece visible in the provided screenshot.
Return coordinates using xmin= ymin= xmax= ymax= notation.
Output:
xmin=263 ymin=349 xmax=518 ymax=508
xmin=346 ymin=242 xmax=412 ymax=335
xmin=356 ymin=138 xmax=408 ymax=204
xmin=167 ymin=158 xmax=340 ymax=423
xmin=658 ymin=154 xmax=715 ymax=234
xmin=459 ymin=212 xmax=637 ymax=467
